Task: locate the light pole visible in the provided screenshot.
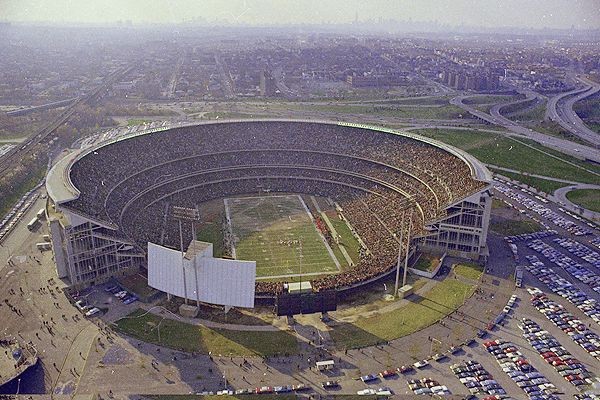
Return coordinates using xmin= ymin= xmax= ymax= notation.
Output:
xmin=172 ymin=206 xmax=200 ymax=305
xmin=394 ymin=213 xmax=405 ymax=298
xmin=402 ymin=216 xmax=413 ymax=288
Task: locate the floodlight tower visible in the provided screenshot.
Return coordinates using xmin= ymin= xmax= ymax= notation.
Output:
xmin=172 ymin=206 xmax=201 ymax=306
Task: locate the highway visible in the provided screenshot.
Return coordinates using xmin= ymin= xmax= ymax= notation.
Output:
xmin=547 ymin=76 xmax=600 ymax=147
xmin=451 ymin=94 xmax=600 ymax=164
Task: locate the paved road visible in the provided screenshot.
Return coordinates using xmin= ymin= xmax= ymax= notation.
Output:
xmin=490 ymin=89 xmax=543 ymax=120
xmin=451 ymin=94 xmax=600 ymax=163
xmin=547 ymin=76 xmax=600 ymax=147
xmin=553 ymin=184 xmax=600 ymax=221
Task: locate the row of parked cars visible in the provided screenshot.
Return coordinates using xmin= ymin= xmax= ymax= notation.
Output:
xmin=504 ymin=231 xmax=556 ymax=244
xmin=591 ymin=237 xmax=600 ymax=251
xmin=200 ymin=383 xmax=310 ymax=396
xmin=518 ymin=317 xmax=593 ymax=387
xmin=529 ymin=288 xmax=600 ymax=361
xmin=0 ymin=192 xmax=39 ymax=242
xmin=74 ymin=299 xmax=101 ymax=317
xmin=527 ymin=240 xmax=600 ymax=293
xmin=495 ymin=184 xmax=594 ymax=236
xmin=524 ymin=255 xmax=600 ymax=326
xmin=483 ymin=339 xmax=559 ymax=400
xmin=553 ymin=237 xmax=600 ymax=270
xmin=406 ymin=377 xmax=451 ymax=396
xmin=451 ymin=360 xmax=506 ymax=397
xmin=105 ymin=285 xmax=138 ymax=305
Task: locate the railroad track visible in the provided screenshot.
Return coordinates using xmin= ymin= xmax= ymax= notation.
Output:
xmin=0 ymin=65 xmax=134 ymax=175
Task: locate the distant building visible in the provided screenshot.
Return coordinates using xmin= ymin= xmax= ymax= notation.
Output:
xmin=259 ymin=69 xmax=277 ymax=96
xmin=346 ymin=73 xmax=406 ymax=88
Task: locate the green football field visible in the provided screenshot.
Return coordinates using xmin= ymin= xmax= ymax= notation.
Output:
xmin=225 ymin=195 xmax=340 ymax=279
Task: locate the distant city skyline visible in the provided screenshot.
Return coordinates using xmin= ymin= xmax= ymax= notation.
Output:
xmin=1 ymin=0 xmax=599 ymax=30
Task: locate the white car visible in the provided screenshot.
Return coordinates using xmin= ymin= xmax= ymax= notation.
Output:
xmin=115 ymin=291 xmax=128 ymax=299
xmin=357 ymin=388 xmax=376 ymax=396
xmin=75 ymin=300 xmax=88 ymax=311
xmin=85 ymin=307 xmax=101 ymax=317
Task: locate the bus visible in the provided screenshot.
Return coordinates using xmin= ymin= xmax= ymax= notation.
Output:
xmin=27 ymin=217 xmax=40 ymax=231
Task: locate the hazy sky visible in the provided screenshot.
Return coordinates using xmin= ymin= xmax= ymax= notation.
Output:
xmin=2 ymin=0 xmax=599 ymax=29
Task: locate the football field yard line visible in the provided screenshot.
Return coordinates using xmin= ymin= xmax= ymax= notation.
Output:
xmin=225 ymin=195 xmax=341 ymax=278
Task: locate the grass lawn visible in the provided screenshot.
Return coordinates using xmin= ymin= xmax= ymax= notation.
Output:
xmin=127 ymin=118 xmax=150 ymax=126
xmin=114 ymin=309 xmax=298 ymax=356
xmin=490 ymin=218 xmax=543 ymax=236
xmin=508 ymin=100 xmax=547 ymax=121
xmin=463 ymin=94 xmax=521 ymax=105
xmin=453 ymin=263 xmax=484 ymax=280
xmin=327 ymin=212 xmax=361 ymax=264
xmin=413 ymin=253 xmax=441 ymax=272
xmin=490 ymin=169 xmax=569 ymax=194
xmin=330 ymin=279 xmax=475 ymax=349
xmin=117 ymin=273 xmax=158 ymax=299
xmin=227 ymin=195 xmax=339 ymax=278
xmin=566 ymin=189 xmax=600 ymax=213
xmin=412 ymin=128 xmax=600 ymax=185
xmin=302 ymin=103 xmax=470 ymax=119
xmin=525 ymin=121 xmax=589 ymax=146
xmin=196 ymin=222 xmax=225 ymax=257
xmin=383 ymin=96 xmax=451 ymax=106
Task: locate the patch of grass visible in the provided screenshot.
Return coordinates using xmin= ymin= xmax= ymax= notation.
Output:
xmin=490 ymin=219 xmax=543 ymax=236
xmin=0 ymin=164 xmax=46 ymax=219
xmin=566 ymin=189 xmax=600 ymax=213
xmin=525 ymin=120 xmax=589 ymax=145
xmin=302 ymin=103 xmax=471 ymax=120
xmin=463 ymin=95 xmax=522 ymax=105
xmin=127 ymin=119 xmax=150 ymax=126
xmin=328 ymin=213 xmax=361 ymax=264
xmin=383 ymin=96 xmax=450 ymax=106
xmin=413 ymin=253 xmax=440 ymax=272
xmin=114 ymin=309 xmax=298 ymax=357
xmin=330 ymin=279 xmax=475 ymax=349
xmin=507 ymin=100 xmax=547 ymax=121
xmin=200 ymin=112 xmax=259 ymax=119
xmin=117 ymin=273 xmax=158 ymax=299
xmin=490 ymin=169 xmax=569 ymax=194
xmin=453 ymin=263 xmax=484 ymax=280
xmin=474 ymin=103 xmax=494 ymax=113
xmin=196 ymin=222 xmax=224 ymax=257
xmin=412 ymin=128 xmax=600 ymax=184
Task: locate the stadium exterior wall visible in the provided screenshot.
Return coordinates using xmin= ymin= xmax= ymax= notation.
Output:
xmin=45 ymin=119 xmax=492 ymax=292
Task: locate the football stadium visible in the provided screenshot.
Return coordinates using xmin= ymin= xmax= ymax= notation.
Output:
xmin=45 ymin=119 xmax=492 ymax=303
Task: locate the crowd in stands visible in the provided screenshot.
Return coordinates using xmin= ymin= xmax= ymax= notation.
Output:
xmin=63 ymin=121 xmax=486 ymax=295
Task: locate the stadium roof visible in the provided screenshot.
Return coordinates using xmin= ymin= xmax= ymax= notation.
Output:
xmin=46 ymin=150 xmax=81 ymax=204
xmin=46 ymin=119 xmax=492 ymax=206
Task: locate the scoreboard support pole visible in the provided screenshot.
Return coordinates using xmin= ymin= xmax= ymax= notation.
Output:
xmin=394 ymin=213 xmax=405 ymax=298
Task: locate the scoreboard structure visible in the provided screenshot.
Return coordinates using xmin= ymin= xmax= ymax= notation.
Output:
xmin=275 ymin=290 xmax=337 ymax=316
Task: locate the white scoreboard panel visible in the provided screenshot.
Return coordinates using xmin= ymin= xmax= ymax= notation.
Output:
xmin=148 ymin=242 xmax=256 ymax=308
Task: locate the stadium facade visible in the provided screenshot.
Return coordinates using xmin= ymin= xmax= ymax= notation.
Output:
xmin=45 ymin=119 xmax=492 ymax=293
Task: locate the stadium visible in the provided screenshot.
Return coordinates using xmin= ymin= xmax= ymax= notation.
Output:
xmin=45 ymin=119 xmax=492 ymax=303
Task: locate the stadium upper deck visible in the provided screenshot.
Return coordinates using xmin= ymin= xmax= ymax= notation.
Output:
xmin=46 ymin=119 xmax=492 ymax=293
